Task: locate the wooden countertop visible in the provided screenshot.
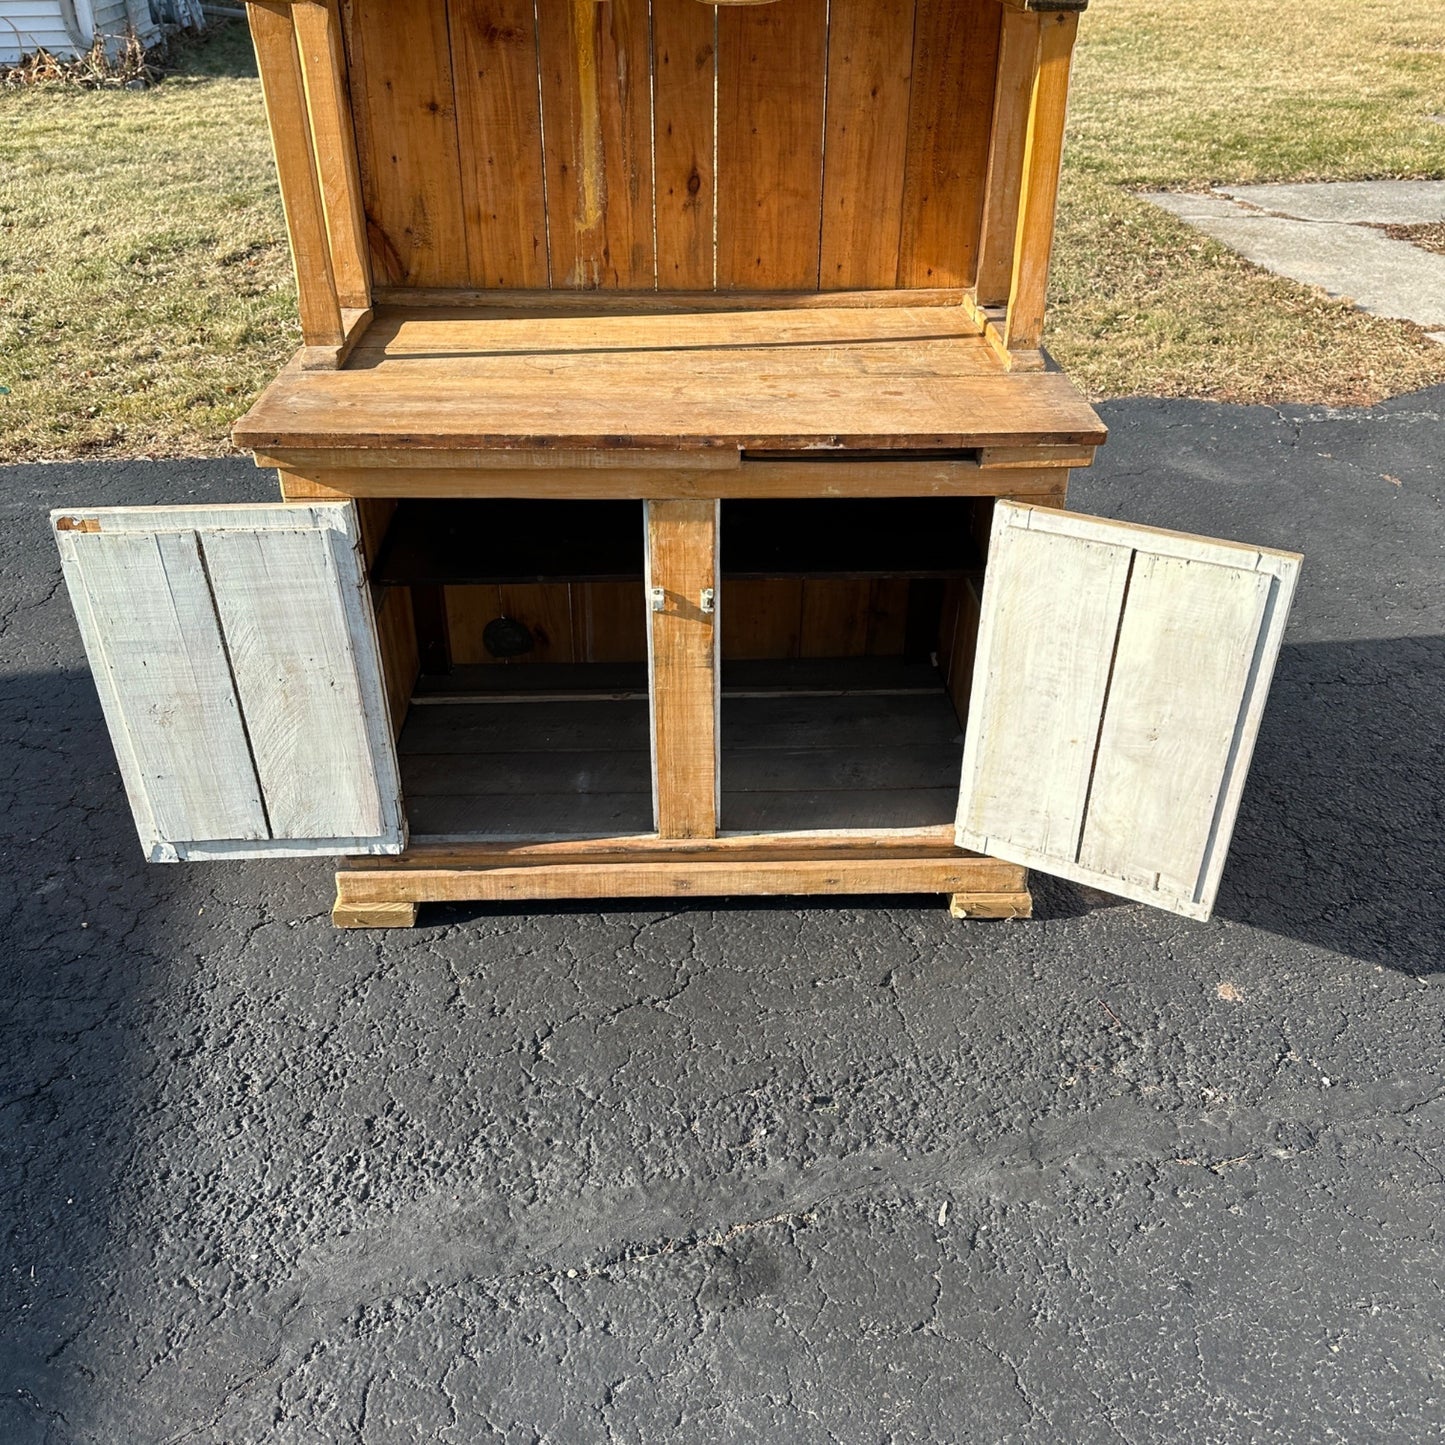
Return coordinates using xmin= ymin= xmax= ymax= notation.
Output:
xmin=233 ymin=300 xmax=1107 ymax=458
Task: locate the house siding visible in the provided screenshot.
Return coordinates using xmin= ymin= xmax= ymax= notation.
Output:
xmin=1 ymin=0 xmax=161 ymax=64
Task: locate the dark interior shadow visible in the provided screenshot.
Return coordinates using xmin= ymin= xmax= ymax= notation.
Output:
xmin=429 ymin=892 xmax=950 ymax=927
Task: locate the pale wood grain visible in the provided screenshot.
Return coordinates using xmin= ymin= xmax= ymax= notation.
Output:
xmin=248 ymin=0 xmax=344 ymax=346
xmin=957 ymin=514 xmax=1132 ymax=859
xmin=1078 ymin=553 xmax=1271 ymax=895
xmin=647 ymin=499 xmax=720 ymax=837
xmin=59 ymin=528 xmax=268 ymax=854
xmin=53 ymin=503 xmax=406 ymax=861
xmin=1003 ymin=10 xmax=1078 ymax=350
xmin=202 ymin=526 xmax=390 ymax=839
xmin=292 ymin=0 xmax=370 ymax=310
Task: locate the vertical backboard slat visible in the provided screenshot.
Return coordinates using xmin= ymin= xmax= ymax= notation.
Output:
xmin=538 ymin=0 xmax=655 ymax=289
xmin=898 ymin=0 xmax=1002 ymax=288
xmin=715 ymin=0 xmax=828 ymax=289
xmin=448 ymin=0 xmax=551 ymax=288
xmin=818 ymin=0 xmax=915 ymax=290
xmin=342 ymin=0 xmax=471 ymax=286
xmin=652 ymin=0 xmax=717 ymax=289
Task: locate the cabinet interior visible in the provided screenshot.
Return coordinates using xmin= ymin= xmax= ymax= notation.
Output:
xmin=368 ymin=498 xmax=991 ymax=840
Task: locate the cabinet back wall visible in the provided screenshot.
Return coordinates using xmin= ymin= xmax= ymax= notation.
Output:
xmin=340 ymin=0 xmax=1003 ymax=290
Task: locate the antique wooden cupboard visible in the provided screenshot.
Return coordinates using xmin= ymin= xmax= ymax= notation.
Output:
xmin=52 ymin=0 xmax=1301 ymax=927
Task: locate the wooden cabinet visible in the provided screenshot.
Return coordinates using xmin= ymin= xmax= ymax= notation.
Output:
xmin=52 ymin=0 xmax=1302 ymax=926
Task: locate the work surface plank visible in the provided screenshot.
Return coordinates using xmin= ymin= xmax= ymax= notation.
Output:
xmin=234 ymin=303 xmax=1106 ymax=453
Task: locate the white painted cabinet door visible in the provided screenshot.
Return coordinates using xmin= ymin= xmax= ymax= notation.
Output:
xmin=956 ymin=501 xmax=1301 ymax=920
xmin=53 ymin=503 xmax=405 ymax=862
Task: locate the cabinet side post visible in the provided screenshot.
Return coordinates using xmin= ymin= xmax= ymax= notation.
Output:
xmin=646 ymin=499 xmax=721 ymax=840
xmin=1001 ymin=10 xmax=1078 ymax=353
xmin=247 ymin=0 xmax=345 ymax=349
xmin=976 ymin=8 xmax=1041 ymax=307
xmin=292 ymin=0 xmax=372 ymax=312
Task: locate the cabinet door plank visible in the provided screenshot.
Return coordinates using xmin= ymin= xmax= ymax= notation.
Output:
xmin=61 ymin=529 xmax=268 ymax=849
xmin=203 ymin=527 xmax=387 ymax=839
xmin=958 ymin=525 xmax=1131 ymax=859
xmin=1078 ymin=555 xmax=1271 ymax=897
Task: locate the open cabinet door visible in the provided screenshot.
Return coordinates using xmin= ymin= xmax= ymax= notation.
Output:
xmin=956 ymin=501 xmax=1301 ymax=920
xmin=52 ymin=502 xmax=405 ymax=862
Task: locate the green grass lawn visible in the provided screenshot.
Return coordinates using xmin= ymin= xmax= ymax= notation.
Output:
xmin=1 ymin=3 xmax=1444 ymax=461
xmin=1050 ymin=0 xmax=1445 ymax=405
xmin=0 ymin=25 xmax=294 ymax=460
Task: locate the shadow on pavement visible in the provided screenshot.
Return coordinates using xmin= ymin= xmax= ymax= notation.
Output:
xmin=1219 ymin=634 xmax=1445 ymax=974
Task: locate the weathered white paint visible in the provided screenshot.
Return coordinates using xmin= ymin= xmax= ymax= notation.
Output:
xmin=1 ymin=0 xmax=164 ymax=65
xmin=956 ymin=501 xmax=1301 ymax=920
xmin=53 ymin=502 xmax=405 ymax=863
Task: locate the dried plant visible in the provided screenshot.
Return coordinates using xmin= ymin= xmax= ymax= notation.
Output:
xmin=1 ymin=28 xmax=162 ymax=90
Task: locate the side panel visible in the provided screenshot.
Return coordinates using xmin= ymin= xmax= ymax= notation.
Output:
xmin=956 ymin=502 xmax=1301 ymax=920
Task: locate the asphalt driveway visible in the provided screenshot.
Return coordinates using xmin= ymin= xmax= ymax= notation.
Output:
xmin=2 ymin=390 xmax=1442 ymax=1443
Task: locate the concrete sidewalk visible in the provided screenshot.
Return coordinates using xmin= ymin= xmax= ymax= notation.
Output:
xmin=1 ymin=391 xmax=1443 ymax=1443
xmin=1145 ymin=181 xmax=1445 ymax=339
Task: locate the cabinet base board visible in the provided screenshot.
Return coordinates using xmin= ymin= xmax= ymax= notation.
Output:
xmin=332 ymin=845 xmax=1029 ymax=928
xmin=332 ymin=899 xmax=419 ymax=929
xmin=948 ymin=891 xmax=1032 ymax=920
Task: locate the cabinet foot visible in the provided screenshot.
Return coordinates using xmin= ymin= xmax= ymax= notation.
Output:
xmin=948 ymin=890 xmax=1032 ymax=920
xmin=332 ymin=897 xmax=418 ymax=929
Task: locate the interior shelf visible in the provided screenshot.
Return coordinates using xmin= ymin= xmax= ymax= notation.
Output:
xmin=400 ymin=657 xmax=966 ymax=840
xmin=373 ymin=498 xmax=986 ymax=588
xmin=411 ymin=657 xmax=950 ymax=700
